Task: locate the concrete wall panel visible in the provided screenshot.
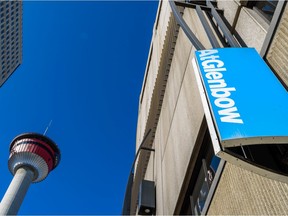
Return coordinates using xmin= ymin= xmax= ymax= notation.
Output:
xmin=137 ymin=1 xmax=288 ymax=215
xmin=153 ymin=6 xmax=212 ymax=214
xmin=217 ymin=0 xmax=240 ymax=26
xmin=236 ymin=8 xmax=267 ymax=52
xmin=184 ymin=8 xmax=213 ymax=49
xmin=208 ymin=163 xmax=288 ymax=215
xmin=136 ymin=1 xmax=171 ymax=149
xmin=154 ymin=119 xmax=164 ymax=215
xmin=161 ymin=50 xmax=205 ymax=214
xmin=160 ymin=29 xmax=193 ymax=159
xmin=266 ymin=4 xmax=288 ymax=86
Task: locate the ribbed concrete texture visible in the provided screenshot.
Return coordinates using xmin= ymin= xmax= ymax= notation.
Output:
xmin=266 ymin=4 xmax=288 ymax=86
xmin=0 ymin=167 xmax=34 ymax=215
xmin=208 ymin=163 xmax=288 ymax=215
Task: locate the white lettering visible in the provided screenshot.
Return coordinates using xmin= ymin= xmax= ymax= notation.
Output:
xmin=205 ymin=72 xmax=223 ymax=80
xmin=211 ymin=87 xmax=235 ymax=97
xmin=199 ymin=49 xmax=218 ymax=57
xmin=200 ymin=55 xmax=220 ymax=61
xmin=198 ymin=49 xmax=243 ymax=124
xmin=208 ymin=79 xmax=227 ymax=89
xmin=202 ymin=60 xmax=224 ymax=69
xmin=219 ymin=107 xmax=244 ymax=124
xmin=204 ymin=67 xmax=227 ymax=72
xmin=215 ymin=98 xmax=235 ymax=108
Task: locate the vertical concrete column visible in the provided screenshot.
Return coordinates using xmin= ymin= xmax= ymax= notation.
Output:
xmin=0 ymin=167 xmax=34 ymax=215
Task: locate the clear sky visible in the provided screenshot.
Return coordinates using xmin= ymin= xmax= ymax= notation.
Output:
xmin=0 ymin=1 xmax=158 ymax=214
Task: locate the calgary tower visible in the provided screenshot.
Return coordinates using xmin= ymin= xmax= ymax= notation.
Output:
xmin=0 ymin=133 xmax=61 ymax=215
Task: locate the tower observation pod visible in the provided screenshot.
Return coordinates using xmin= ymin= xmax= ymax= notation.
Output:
xmin=0 ymin=133 xmax=61 ymax=215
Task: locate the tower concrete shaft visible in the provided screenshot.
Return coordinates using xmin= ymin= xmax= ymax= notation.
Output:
xmin=0 ymin=167 xmax=34 ymax=215
xmin=0 ymin=133 xmax=61 ymax=215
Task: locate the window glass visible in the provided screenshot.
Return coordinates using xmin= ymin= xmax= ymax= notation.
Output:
xmin=179 ymin=129 xmax=222 ymax=215
xmin=191 ymin=156 xmax=220 ymax=215
xmin=247 ymin=1 xmax=279 ymax=22
xmin=255 ymin=1 xmax=278 ymax=21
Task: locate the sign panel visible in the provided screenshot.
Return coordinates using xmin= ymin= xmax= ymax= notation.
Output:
xmin=194 ymin=48 xmax=288 ymax=147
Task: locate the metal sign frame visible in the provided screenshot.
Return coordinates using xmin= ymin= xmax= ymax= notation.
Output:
xmin=192 ymin=48 xmax=288 ymax=182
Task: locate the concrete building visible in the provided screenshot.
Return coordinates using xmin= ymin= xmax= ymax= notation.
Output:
xmin=0 ymin=0 xmax=22 ymax=86
xmin=123 ymin=0 xmax=288 ymax=215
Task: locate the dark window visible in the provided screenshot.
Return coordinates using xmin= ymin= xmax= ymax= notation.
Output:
xmin=190 ymin=154 xmax=220 ymax=214
xmin=254 ymin=1 xmax=278 ymax=21
xmin=226 ymin=144 xmax=288 ymax=175
xmin=179 ymin=129 xmax=221 ymax=215
xmin=245 ymin=1 xmax=278 ymax=22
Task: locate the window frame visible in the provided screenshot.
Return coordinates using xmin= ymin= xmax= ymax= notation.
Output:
xmin=242 ymin=0 xmax=279 ymax=23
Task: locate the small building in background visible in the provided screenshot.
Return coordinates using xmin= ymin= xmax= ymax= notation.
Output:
xmin=0 ymin=0 xmax=22 ymax=86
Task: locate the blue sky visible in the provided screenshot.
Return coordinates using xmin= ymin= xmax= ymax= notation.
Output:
xmin=0 ymin=1 xmax=158 ymax=214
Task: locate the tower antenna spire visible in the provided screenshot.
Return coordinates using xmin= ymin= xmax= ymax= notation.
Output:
xmin=43 ymin=120 xmax=53 ymax=136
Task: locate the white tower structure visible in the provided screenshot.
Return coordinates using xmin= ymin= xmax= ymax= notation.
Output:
xmin=0 ymin=133 xmax=61 ymax=215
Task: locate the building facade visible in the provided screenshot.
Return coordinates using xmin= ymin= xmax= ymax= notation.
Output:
xmin=125 ymin=0 xmax=288 ymax=215
xmin=0 ymin=0 xmax=22 ymax=86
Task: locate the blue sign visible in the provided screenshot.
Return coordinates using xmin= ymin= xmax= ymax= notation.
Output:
xmin=194 ymin=48 xmax=288 ymax=146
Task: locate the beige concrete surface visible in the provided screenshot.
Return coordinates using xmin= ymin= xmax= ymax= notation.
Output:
xmin=236 ymin=7 xmax=268 ymax=52
xmin=266 ymin=4 xmax=288 ymax=86
xmin=217 ymin=0 xmax=240 ymax=26
xmin=137 ymin=1 xmax=288 ymax=215
xmin=208 ymin=163 xmax=288 ymax=215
